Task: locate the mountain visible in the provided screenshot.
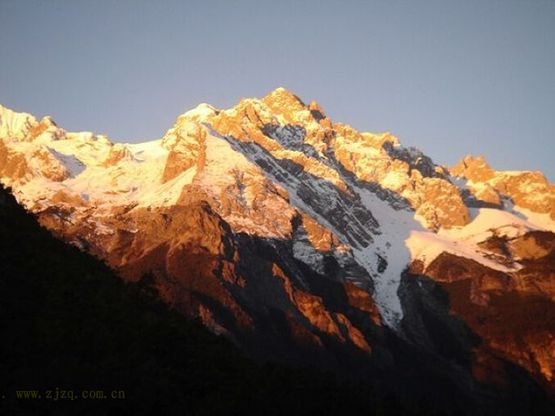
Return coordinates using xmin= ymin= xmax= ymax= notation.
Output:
xmin=0 ymin=183 xmax=389 ymax=416
xmin=1 ymin=88 xmax=554 ymax=414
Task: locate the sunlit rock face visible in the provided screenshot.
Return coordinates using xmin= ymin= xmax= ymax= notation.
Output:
xmin=451 ymin=154 xmax=555 ymax=219
xmin=408 ymin=235 xmax=555 ymax=392
xmin=1 ymin=90 xmax=554 ymax=407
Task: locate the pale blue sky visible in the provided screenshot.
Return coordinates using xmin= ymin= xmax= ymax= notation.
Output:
xmin=1 ymin=0 xmax=554 ymax=180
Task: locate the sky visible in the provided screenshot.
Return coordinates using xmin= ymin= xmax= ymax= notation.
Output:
xmin=1 ymin=0 xmax=554 ymax=180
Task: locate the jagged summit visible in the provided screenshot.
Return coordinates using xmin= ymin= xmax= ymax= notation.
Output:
xmin=263 ymin=86 xmax=306 ymax=107
xmin=1 ymin=93 xmax=554 ymax=398
xmin=451 ymin=154 xmax=496 ymax=181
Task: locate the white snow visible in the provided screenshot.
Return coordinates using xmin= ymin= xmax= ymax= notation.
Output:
xmin=348 ymin=183 xmax=417 ymax=329
xmin=48 ymin=133 xmax=112 ymax=167
xmin=196 ymin=133 xmax=254 ymax=191
xmin=405 ymin=207 xmax=543 ymax=273
xmin=512 ymin=206 xmax=555 ymax=232
xmin=0 ymin=125 xmax=198 ymax=211
xmin=127 ymin=139 xmax=168 ymax=160
xmin=441 ymin=208 xmax=534 ymax=242
xmin=0 ymin=104 xmax=37 ymax=140
xmin=180 ymin=103 xmax=218 ymax=120
xmin=406 ymin=229 xmax=516 ymax=273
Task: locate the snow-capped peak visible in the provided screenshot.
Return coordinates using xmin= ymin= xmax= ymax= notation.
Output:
xmin=1 ymin=91 xmax=553 ymax=332
xmin=180 ymin=103 xmax=219 ymax=121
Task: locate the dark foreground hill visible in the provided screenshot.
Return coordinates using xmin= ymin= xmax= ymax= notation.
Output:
xmin=1 ymin=184 xmax=440 ymax=416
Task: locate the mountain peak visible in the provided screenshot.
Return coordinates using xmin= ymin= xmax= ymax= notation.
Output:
xmin=40 ymin=115 xmax=57 ymax=127
xmin=2 ymin=97 xmax=555 ymax=404
xmin=267 ymin=86 xmax=301 ymax=98
xmin=451 ymin=154 xmax=495 ymax=182
xmin=180 ymin=103 xmax=219 ymax=121
xmin=262 ymin=87 xmax=306 ymax=109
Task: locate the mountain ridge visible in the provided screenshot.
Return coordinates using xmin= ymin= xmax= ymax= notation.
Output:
xmin=1 ymin=89 xmax=554 ymax=412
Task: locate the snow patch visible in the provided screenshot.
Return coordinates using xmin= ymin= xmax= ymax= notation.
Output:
xmin=512 ymin=206 xmax=555 ymax=233
xmin=405 ymin=207 xmax=544 ymax=273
